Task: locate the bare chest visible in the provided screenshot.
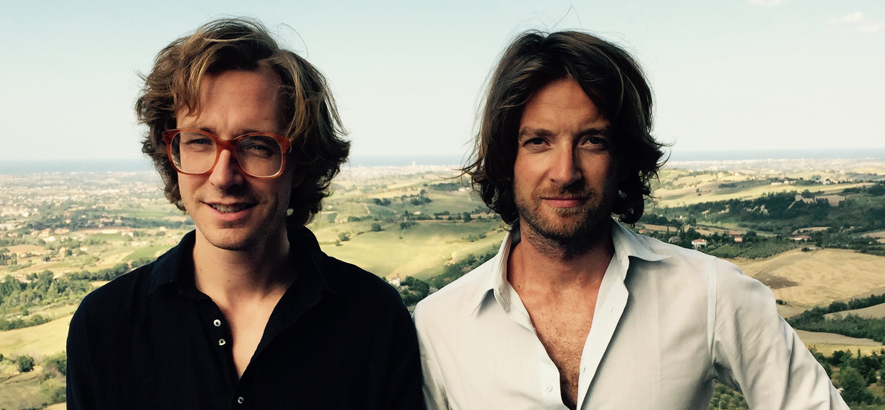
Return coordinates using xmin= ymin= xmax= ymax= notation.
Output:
xmin=525 ymin=299 xmax=596 ymax=409
xmin=222 ymin=300 xmax=279 ymax=377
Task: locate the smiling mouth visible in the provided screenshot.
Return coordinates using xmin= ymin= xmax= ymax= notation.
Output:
xmin=209 ymin=203 xmax=256 ymax=213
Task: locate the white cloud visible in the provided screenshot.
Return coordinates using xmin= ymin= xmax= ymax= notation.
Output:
xmin=748 ymin=0 xmax=782 ymax=6
xmin=831 ymin=12 xmax=883 ymax=33
xmin=834 ymin=12 xmax=865 ymax=24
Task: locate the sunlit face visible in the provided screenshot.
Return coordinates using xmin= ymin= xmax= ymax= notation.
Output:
xmin=513 ymin=78 xmax=620 ymax=244
xmin=175 ymin=67 xmax=299 ymax=252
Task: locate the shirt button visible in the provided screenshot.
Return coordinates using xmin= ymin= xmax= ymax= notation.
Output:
xmin=237 ymin=396 xmax=244 ymax=404
xmin=545 ymin=385 xmax=553 ymax=392
xmin=213 ymin=319 xmax=221 ymax=327
xmin=218 ymin=338 xmax=227 ymax=346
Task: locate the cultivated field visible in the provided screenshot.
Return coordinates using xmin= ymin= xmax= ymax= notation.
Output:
xmin=732 ymin=248 xmax=885 ymax=308
xmin=656 ymin=181 xmax=871 ymax=208
xmin=0 ymin=314 xmax=71 ymax=357
xmin=795 ymin=329 xmax=884 ymax=356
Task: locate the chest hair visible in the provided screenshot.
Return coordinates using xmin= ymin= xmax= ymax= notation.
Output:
xmin=526 ymin=297 xmax=596 ymax=410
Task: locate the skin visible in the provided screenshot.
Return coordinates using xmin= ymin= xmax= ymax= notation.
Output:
xmin=176 ymin=66 xmax=301 ymax=377
xmin=507 ymin=78 xmax=622 ymax=409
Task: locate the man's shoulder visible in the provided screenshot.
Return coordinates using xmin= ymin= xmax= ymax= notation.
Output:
xmin=72 ymin=260 xmax=158 ymax=327
xmin=624 ymin=229 xmax=743 ymax=276
xmin=415 ymin=252 xmax=499 ymax=319
xmin=320 ymin=253 xmax=406 ymax=309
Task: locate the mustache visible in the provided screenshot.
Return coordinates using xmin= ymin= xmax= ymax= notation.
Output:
xmin=535 ymin=183 xmax=593 ymax=198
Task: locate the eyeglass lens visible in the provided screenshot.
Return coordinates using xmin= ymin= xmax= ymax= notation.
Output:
xmin=170 ymin=131 xmax=284 ymax=177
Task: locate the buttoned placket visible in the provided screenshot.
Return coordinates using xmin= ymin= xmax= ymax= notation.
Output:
xmin=193 ymin=295 xmax=244 ymax=406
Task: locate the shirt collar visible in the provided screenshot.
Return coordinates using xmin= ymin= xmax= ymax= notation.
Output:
xmin=610 ymin=220 xmax=669 ymax=281
xmin=474 ymin=219 xmax=670 ymax=313
xmin=148 ymin=230 xmax=196 ymax=295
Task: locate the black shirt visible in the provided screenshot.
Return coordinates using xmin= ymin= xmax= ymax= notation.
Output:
xmin=67 ymin=227 xmax=425 ymax=409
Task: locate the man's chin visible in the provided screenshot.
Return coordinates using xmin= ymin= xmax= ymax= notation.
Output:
xmin=522 ymin=213 xmax=611 ymax=247
xmin=195 ymin=227 xmax=263 ymax=252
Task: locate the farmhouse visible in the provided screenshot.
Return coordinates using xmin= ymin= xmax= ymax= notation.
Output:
xmin=691 ymin=239 xmax=708 ymax=248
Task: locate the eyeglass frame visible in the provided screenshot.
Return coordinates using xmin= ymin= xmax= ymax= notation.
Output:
xmin=161 ymin=128 xmax=293 ymax=179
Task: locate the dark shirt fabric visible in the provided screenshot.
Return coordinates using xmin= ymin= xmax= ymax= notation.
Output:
xmin=67 ymin=227 xmax=425 ymax=410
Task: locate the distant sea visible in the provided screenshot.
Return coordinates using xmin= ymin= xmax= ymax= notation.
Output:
xmin=1 ymin=149 xmax=884 ymax=174
xmin=667 ymin=148 xmax=885 ymax=162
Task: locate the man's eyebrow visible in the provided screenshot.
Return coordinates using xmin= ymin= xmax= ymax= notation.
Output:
xmin=518 ymin=126 xmax=612 ymax=139
xmin=518 ymin=127 xmax=553 ymax=139
xmin=579 ymin=126 xmax=612 ymax=137
xmin=196 ymin=127 xmax=268 ymax=136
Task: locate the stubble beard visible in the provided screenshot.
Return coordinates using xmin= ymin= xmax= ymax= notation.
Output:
xmin=514 ymin=182 xmax=617 ymax=259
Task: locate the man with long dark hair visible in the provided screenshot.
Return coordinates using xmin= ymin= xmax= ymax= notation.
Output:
xmin=67 ymin=19 xmax=424 ymax=409
xmin=414 ymin=30 xmax=845 ymax=409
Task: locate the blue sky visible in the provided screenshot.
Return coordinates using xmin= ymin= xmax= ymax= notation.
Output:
xmin=0 ymin=0 xmax=882 ymax=162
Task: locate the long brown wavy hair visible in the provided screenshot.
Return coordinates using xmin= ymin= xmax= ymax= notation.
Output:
xmin=464 ymin=30 xmax=666 ymax=225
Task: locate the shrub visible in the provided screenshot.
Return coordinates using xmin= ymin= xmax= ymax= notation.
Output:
xmin=16 ymin=354 xmax=35 ymax=373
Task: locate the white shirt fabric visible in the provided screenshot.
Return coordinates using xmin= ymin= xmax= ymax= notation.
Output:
xmin=414 ymin=220 xmax=847 ymax=410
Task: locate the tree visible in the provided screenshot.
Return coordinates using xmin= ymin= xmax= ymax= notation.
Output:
xmin=836 ymin=366 xmax=876 ymax=405
xmin=337 ymin=232 xmax=350 ymax=242
xmin=370 ymin=223 xmax=382 ymax=232
xmin=462 ymin=212 xmax=472 ymax=222
xmin=16 ymin=354 xmax=35 ymax=373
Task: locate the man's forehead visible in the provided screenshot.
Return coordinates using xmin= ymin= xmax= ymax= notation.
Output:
xmin=176 ymin=66 xmax=284 ymax=117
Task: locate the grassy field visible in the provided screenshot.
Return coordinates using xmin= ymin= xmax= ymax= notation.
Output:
xmin=731 ymin=248 xmax=885 ymax=307
xmin=124 ymin=244 xmax=173 ymax=261
xmin=796 ymin=330 xmax=885 ymax=357
xmin=0 ymin=315 xmax=71 ymax=357
xmin=0 ymin=367 xmax=49 ymax=410
xmin=317 ymin=220 xmax=506 ymax=280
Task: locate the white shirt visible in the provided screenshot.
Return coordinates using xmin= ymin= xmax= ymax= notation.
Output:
xmin=414 ymin=221 xmax=847 ymax=410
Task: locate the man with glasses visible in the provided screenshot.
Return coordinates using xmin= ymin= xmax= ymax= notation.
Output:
xmin=67 ymin=19 xmax=424 ymax=409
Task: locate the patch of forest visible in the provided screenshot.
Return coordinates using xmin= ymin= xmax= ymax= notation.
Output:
xmin=789 ymin=294 xmax=885 ymax=344
xmin=646 ymin=182 xmax=885 ymax=256
xmin=0 ymin=258 xmax=152 ymax=331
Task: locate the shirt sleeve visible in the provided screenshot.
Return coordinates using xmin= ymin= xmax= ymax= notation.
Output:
xmin=709 ymin=258 xmax=849 ymax=409
xmin=413 ymin=303 xmax=449 ymax=410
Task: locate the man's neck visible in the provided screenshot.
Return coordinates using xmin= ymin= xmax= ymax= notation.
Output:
xmin=507 ymin=220 xmax=615 ymax=294
xmin=191 ymin=228 xmax=294 ymax=307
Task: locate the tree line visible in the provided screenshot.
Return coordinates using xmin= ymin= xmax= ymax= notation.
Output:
xmin=0 ymin=258 xmax=152 ymax=331
xmin=789 ymin=294 xmax=885 ymax=344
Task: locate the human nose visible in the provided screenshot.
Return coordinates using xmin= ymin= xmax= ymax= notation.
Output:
xmin=549 ymin=145 xmax=582 ymax=186
xmin=208 ymin=148 xmax=245 ymax=189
